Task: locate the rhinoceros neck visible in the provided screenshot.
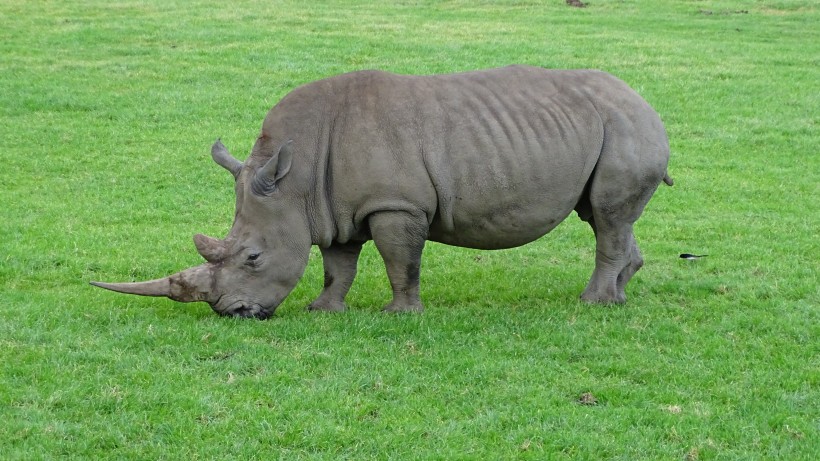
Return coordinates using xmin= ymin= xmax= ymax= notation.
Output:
xmin=257 ymin=81 xmax=343 ymax=249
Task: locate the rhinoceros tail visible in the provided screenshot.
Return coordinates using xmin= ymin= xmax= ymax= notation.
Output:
xmin=663 ymin=173 xmax=674 ymax=186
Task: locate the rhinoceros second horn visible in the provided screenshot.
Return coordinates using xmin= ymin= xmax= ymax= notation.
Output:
xmin=193 ymin=233 xmax=226 ymax=263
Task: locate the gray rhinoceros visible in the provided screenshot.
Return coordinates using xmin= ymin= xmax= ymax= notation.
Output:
xmin=92 ymin=65 xmax=672 ymax=319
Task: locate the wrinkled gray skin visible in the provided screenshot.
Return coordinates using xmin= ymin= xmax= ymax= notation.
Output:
xmin=92 ymin=65 xmax=672 ymax=319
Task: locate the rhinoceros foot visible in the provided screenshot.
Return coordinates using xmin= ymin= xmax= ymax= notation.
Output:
xmin=307 ymin=299 xmax=348 ymax=312
xmin=579 ymin=289 xmax=627 ymax=305
xmin=382 ymin=300 xmax=424 ymax=314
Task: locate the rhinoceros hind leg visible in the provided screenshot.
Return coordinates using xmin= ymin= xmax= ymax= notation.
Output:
xmin=575 ymin=207 xmax=615 ymax=303
xmin=578 ymin=123 xmax=664 ymax=303
xmin=616 ymin=234 xmax=644 ymax=293
xmin=580 ymin=222 xmax=630 ymax=304
xmin=308 ymin=241 xmax=364 ymax=312
xmin=369 ymin=211 xmax=428 ymax=313
xmin=579 ymin=186 xmax=657 ymax=304
xmin=579 ymin=223 xmax=643 ymax=304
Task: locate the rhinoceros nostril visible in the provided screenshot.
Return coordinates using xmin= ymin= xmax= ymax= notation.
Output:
xmin=254 ymin=310 xmax=272 ymax=320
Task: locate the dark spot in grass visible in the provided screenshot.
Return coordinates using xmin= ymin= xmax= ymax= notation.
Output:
xmin=684 ymin=447 xmax=700 ymax=461
xmin=577 ymin=392 xmax=598 ymax=405
xmin=699 ymin=9 xmax=748 ymax=15
xmin=198 ymin=351 xmax=235 ymax=361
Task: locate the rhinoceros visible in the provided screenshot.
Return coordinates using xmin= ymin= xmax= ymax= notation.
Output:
xmin=92 ymin=65 xmax=672 ymax=319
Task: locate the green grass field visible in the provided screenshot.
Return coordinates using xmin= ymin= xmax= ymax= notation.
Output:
xmin=1 ymin=0 xmax=817 ymax=459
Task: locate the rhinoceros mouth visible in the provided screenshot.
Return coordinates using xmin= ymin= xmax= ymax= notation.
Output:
xmin=218 ymin=300 xmax=271 ymax=320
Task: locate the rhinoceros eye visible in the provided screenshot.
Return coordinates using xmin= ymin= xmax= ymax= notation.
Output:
xmin=245 ymin=252 xmax=262 ymax=267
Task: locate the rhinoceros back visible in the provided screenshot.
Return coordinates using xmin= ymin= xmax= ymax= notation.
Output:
xmin=271 ymin=66 xmax=663 ymax=250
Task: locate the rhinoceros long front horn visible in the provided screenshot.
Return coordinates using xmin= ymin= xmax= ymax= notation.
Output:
xmin=90 ymin=263 xmax=215 ymax=304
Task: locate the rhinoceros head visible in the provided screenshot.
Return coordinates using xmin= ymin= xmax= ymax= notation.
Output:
xmin=92 ymin=138 xmax=312 ymax=319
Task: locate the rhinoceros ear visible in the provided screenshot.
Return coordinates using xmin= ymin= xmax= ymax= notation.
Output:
xmin=252 ymin=140 xmax=293 ymax=196
xmin=211 ymin=139 xmax=243 ymax=179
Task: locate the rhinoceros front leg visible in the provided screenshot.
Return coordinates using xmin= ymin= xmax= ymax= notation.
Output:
xmin=368 ymin=211 xmax=428 ymax=313
xmin=308 ymin=241 xmax=364 ymax=312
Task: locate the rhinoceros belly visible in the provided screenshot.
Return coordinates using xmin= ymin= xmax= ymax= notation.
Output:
xmin=423 ymin=71 xmax=604 ymax=250
xmin=427 ymin=162 xmax=592 ymax=250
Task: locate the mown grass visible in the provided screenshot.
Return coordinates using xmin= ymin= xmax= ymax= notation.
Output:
xmin=1 ymin=0 xmax=817 ymax=459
